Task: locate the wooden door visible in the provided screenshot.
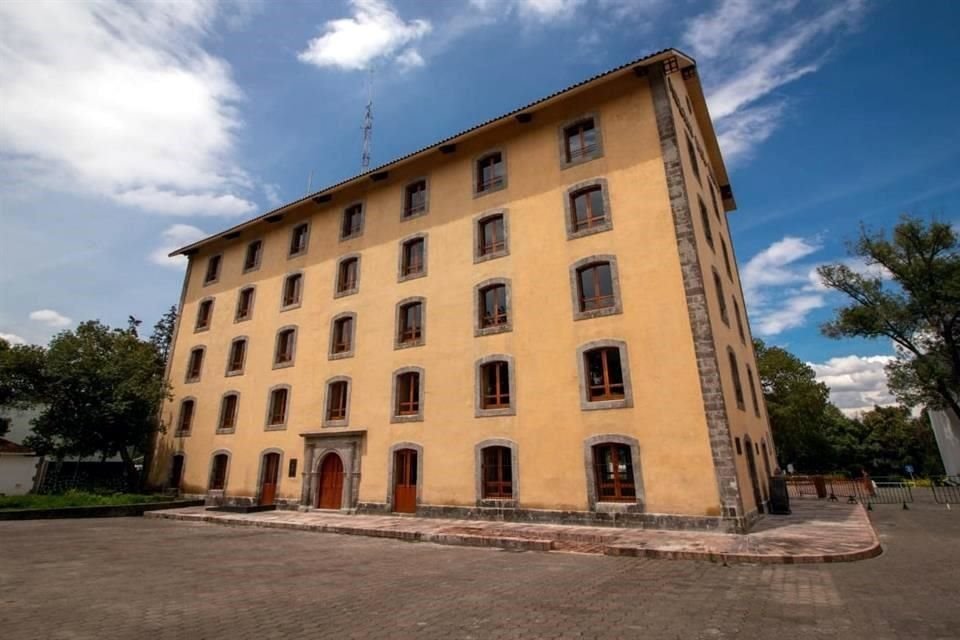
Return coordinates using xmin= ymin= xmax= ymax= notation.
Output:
xmin=393 ymin=449 xmax=418 ymax=514
xmin=317 ymin=454 xmax=344 ymax=510
xmin=259 ymin=453 xmax=280 ymax=506
xmin=169 ymin=455 xmax=184 ymax=491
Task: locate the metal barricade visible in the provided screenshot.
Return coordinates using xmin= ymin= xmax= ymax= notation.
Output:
xmin=931 ymin=476 xmax=960 ymax=504
xmin=856 ymin=478 xmax=913 ymax=505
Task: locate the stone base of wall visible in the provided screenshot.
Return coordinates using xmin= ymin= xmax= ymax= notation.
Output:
xmin=182 ymin=493 xmax=300 ymax=511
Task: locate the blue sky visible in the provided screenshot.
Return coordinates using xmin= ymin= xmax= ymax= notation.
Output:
xmin=1 ymin=0 xmax=958 ymax=413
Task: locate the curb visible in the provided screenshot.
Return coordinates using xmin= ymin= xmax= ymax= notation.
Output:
xmin=0 ymin=500 xmax=204 ymax=521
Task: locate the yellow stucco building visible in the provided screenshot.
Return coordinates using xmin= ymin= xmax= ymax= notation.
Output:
xmin=150 ymin=49 xmax=777 ymax=532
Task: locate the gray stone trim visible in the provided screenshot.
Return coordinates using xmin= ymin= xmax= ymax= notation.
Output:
xmin=563 ymin=177 xmax=613 ymax=240
xmin=242 ymin=238 xmax=263 ymax=274
xmin=264 ymin=384 xmax=291 ymax=431
xmin=184 ymin=346 xmax=205 ymax=384
xmin=234 ymin=286 xmax=256 ymax=323
xmin=272 ymin=324 xmax=298 ymax=370
xmin=280 ymin=271 xmax=304 ymax=312
xmin=288 ymin=222 xmax=311 ymax=259
xmin=569 ymin=255 xmax=624 ymax=321
xmin=202 ymin=253 xmax=222 ymax=286
xmin=390 ymin=366 xmax=425 ymax=423
xmin=473 ymin=277 xmax=513 ymax=337
xmin=303 ymin=432 xmax=364 ymax=509
xmin=400 ymin=176 xmax=429 ymax=221
xmin=194 ymin=297 xmax=214 ymax=333
xmin=575 ymin=339 xmax=634 ymax=411
xmin=328 ymin=312 xmax=357 ymax=360
xmin=394 ymin=297 xmax=426 ymax=350
xmin=174 ymin=397 xmax=196 ymax=436
xmin=333 ymin=254 xmax=361 ymax=298
xmin=557 ymin=111 xmax=605 ymax=169
xmin=321 ymin=375 xmax=352 ymax=428
xmin=472 ymin=147 xmax=507 ymax=198
xmin=254 ymin=448 xmax=285 ymax=505
xmin=385 ymin=441 xmax=424 ymax=511
xmin=650 ymin=63 xmax=744 ymax=523
xmin=215 ymin=390 xmax=241 ymax=434
xmin=474 ymin=354 xmax=516 ymax=417
xmin=472 ymin=208 xmax=510 ymax=263
xmin=397 ymin=232 xmax=428 ymax=283
xmin=207 ymin=449 xmax=232 ymax=495
xmin=339 ymin=200 xmax=365 ymax=241
xmin=474 ymin=438 xmax=519 ymax=506
xmin=583 ymin=434 xmax=645 ymax=511
xmin=224 ymin=336 xmax=248 ymax=377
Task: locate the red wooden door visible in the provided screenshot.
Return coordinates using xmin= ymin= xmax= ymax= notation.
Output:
xmin=259 ymin=453 xmax=280 ymax=506
xmin=393 ymin=449 xmax=418 ymax=514
xmin=317 ymin=454 xmax=344 ymax=509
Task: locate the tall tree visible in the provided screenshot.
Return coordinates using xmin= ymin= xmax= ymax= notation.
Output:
xmin=150 ymin=305 xmax=178 ymax=367
xmin=818 ymin=216 xmax=960 ymax=418
xmin=0 ymin=338 xmax=47 ymax=410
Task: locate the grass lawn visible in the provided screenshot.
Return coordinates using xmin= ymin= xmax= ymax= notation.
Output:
xmin=0 ymin=491 xmax=172 ymax=510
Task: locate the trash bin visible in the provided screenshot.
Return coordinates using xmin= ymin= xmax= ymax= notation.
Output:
xmin=769 ymin=476 xmax=791 ymax=515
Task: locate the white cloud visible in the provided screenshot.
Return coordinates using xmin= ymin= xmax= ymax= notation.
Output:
xmin=741 ymin=236 xmax=821 ymax=302
xmin=29 ymin=309 xmax=72 ymax=328
xmin=754 ymin=294 xmax=826 ymax=336
xmin=810 ymin=354 xmax=897 ymax=416
xmin=262 ymin=184 xmax=283 ymax=209
xmin=0 ymin=1 xmax=256 ymax=216
xmin=0 ymin=333 xmax=27 ymax=346
xmin=516 ymin=0 xmax=585 ymax=20
xmin=714 ymin=102 xmax=786 ymax=164
xmin=298 ymin=0 xmax=431 ymax=72
xmin=149 ymin=224 xmax=208 ymax=269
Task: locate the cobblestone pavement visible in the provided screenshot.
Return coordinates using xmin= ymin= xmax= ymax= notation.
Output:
xmin=1 ymin=502 xmax=956 ymax=640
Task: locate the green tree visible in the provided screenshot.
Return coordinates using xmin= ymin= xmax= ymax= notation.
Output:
xmin=23 ymin=321 xmax=170 ymax=488
xmin=150 ymin=305 xmax=178 ymax=367
xmin=818 ymin=216 xmax=960 ymax=419
xmin=855 ymin=405 xmax=944 ymax=477
xmin=0 ymin=338 xmax=47 ymax=410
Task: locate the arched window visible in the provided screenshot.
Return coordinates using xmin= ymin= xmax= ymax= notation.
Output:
xmin=391 ymin=368 xmax=424 ymax=422
xmin=341 ymin=203 xmax=364 ymax=239
xmin=185 ymin=347 xmax=204 ymax=383
xmin=481 ymin=446 xmax=513 ymax=499
xmin=235 ymin=286 xmax=255 ymax=321
xmin=699 ymin=197 xmax=713 ymax=248
xmin=289 ymin=222 xmax=309 ymax=257
xmin=400 ymin=236 xmax=426 ymax=279
xmin=476 ymin=212 xmax=508 ymax=260
xmin=330 ymin=314 xmax=355 ymax=357
xmin=475 ymin=151 xmax=505 ymax=194
xmin=325 ymin=379 xmax=350 ymax=423
xmin=747 ymin=365 xmax=761 ymax=416
xmin=584 ymin=347 xmax=624 ymax=401
xmin=195 ymin=298 xmax=213 ymax=331
xmin=732 ymin=297 xmax=746 ymax=343
xmin=713 ymin=269 xmax=728 ymax=325
xmin=576 ymin=262 xmax=615 ymax=312
xmin=176 ymin=399 xmax=195 ymax=435
xmin=266 ymin=387 xmax=290 ymax=428
xmin=274 ymin=327 xmax=297 ymax=367
xmin=403 ymin=179 xmax=428 ymax=218
xmin=479 ymin=283 xmax=508 ymax=328
xmin=243 ymin=239 xmax=263 ymax=272
xmin=336 ymin=257 xmax=359 ymax=295
xmin=480 ymin=361 xmax=510 ymax=409
xmin=209 ymin=453 xmax=229 ymax=491
xmin=728 ymin=349 xmax=745 ymax=410
xmin=281 ymin=273 xmax=303 ymax=309
xmin=218 ymin=393 xmax=239 ymax=432
xmin=227 ymin=338 xmax=247 ymax=375
xmin=396 ymin=299 xmax=424 ymax=348
xmin=592 ymin=443 xmax=635 ymax=502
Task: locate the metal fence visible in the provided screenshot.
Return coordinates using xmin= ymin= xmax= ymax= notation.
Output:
xmin=931 ymin=476 xmax=960 ymax=504
xmin=784 ymin=475 xmax=914 ymax=505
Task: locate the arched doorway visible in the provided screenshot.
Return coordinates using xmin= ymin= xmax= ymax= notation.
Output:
xmin=393 ymin=448 xmax=418 ymax=513
xmin=744 ymin=436 xmax=765 ymax=514
xmin=317 ymin=453 xmax=344 ymax=510
xmin=259 ymin=452 xmax=281 ymax=506
xmin=169 ymin=454 xmax=184 ymax=492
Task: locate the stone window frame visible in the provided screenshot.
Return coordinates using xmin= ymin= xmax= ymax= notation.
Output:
xmin=732 ymin=297 xmax=746 ymax=344
xmin=184 ymin=346 xmax=205 ymax=384
xmin=280 ymin=270 xmax=304 ymax=312
xmin=203 ymin=253 xmax=223 ymax=286
xmin=400 ymin=176 xmax=429 ymax=221
xmin=746 ymin=364 xmax=761 ymax=417
xmin=272 ymin=325 xmax=298 ymax=370
xmin=321 ymin=375 xmax=352 ymax=428
xmin=175 ymin=397 xmax=197 ymax=437
xmin=712 ymin=268 xmax=729 ymax=326
xmin=254 ymin=448 xmax=285 ymax=504
xmin=720 ymin=236 xmax=733 ymax=279
xmin=473 ymin=277 xmax=513 ymax=337
xmin=390 ymin=366 xmax=425 ymax=423
xmin=472 ymin=147 xmax=508 ymax=198
xmin=264 ymin=384 xmax=292 ymax=431
xmin=194 ymin=297 xmax=215 ymax=333
xmin=333 ymin=254 xmax=361 ymax=299
xmin=288 ymin=222 xmax=311 ymax=259
xmin=563 ymin=177 xmax=613 ymax=240
xmin=394 ymin=297 xmax=426 ymax=350
xmin=583 ymin=434 xmax=645 ymax=512
xmin=225 ymin=336 xmax=249 ymax=377
xmin=397 ymin=232 xmax=429 ymax=283
xmin=569 ymin=255 xmax=624 ymax=321
xmin=215 ymin=390 xmax=241 ymax=434
xmin=473 ymin=208 xmax=510 ymax=264
xmin=557 ymin=112 xmax=605 ymax=170
xmin=474 ymin=438 xmax=519 ymax=507
xmin=207 ymin=449 xmax=232 ymax=492
xmin=243 ymin=238 xmax=264 ymax=274
xmin=699 ymin=196 xmax=714 ymax=251
xmin=576 ymin=339 xmax=634 ymax=411
xmin=727 ymin=347 xmax=746 ymax=411
xmin=328 ymin=312 xmax=357 ymax=360
xmin=234 ymin=286 xmax=256 ymax=323
xmin=474 ymin=354 xmax=516 ymax=418
xmin=339 ymin=200 xmax=365 ymax=241
xmin=385 ymin=441 xmax=424 ymax=511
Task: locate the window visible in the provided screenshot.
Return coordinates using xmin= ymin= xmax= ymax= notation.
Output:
xmin=274 ymin=328 xmax=296 ymax=367
xmin=227 ymin=338 xmax=247 ymax=375
xmin=480 ymin=361 xmax=510 ymax=409
xmin=563 ymin=118 xmax=598 ymax=163
xmin=218 ymin=394 xmax=239 ymax=432
xmin=203 ymin=254 xmax=221 ymax=285
xmin=267 ymin=387 xmax=289 ymax=428
xmin=395 ymin=371 xmax=421 ymax=417
xmin=341 ymin=203 xmax=363 ymax=239
xmin=403 ymin=179 xmax=427 ymax=218
xmin=209 ymin=453 xmax=228 ymax=491
xmin=686 ymin=133 xmax=700 ymax=183
xmin=176 ymin=399 xmax=195 ymax=435
xmin=396 ymin=299 xmax=424 ymax=349
xmin=336 ymin=257 xmax=359 ymax=296
xmin=330 ymin=315 xmax=354 ymax=357
xmin=710 ymin=183 xmax=721 ymax=221
xmin=235 ymin=287 xmax=255 ymax=321
xmin=288 ymin=459 xmax=298 ymax=478
xmin=185 ymin=347 xmax=204 ymax=383
xmin=478 ymin=283 xmax=508 ymax=331
xmin=481 ymin=446 xmax=513 ymax=499
xmin=577 ymin=262 xmax=614 ymax=312
xmin=289 ymin=223 xmax=309 ymax=257
xmin=732 ymin=297 xmax=746 ymax=343
xmin=728 ymin=349 xmax=745 ymax=410
xmin=244 ymin=240 xmax=262 ymax=272
xmin=476 ymin=212 xmax=508 ymax=261
xmin=699 ymin=198 xmax=713 ymax=249
xmin=475 ymin=151 xmax=505 ymax=194
xmin=720 ymin=237 xmax=732 ymax=278
xmin=747 ymin=365 xmax=761 ymax=416
xmin=399 ymin=236 xmax=426 ymax=280
xmin=592 ymin=444 xmax=635 ymax=502
xmin=713 ymin=270 xmax=729 ymax=326
xmin=735 ymin=437 xmax=743 ymax=455
xmin=326 ymin=380 xmax=349 ymax=422
xmin=282 ymin=273 xmax=303 ymax=309
xmin=195 ymin=299 xmax=213 ymax=331
xmin=570 ymin=186 xmax=606 ymax=232
xmin=584 ymin=347 xmax=624 ymax=402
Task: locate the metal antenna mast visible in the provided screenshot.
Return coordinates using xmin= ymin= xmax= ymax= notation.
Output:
xmin=361 ymin=68 xmax=374 ymax=171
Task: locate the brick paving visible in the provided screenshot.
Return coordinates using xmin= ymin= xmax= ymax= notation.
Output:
xmin=1 ymin=501 xmax=957 ymax=639
xmin=146 ymin=500 xmax=879 ymax=563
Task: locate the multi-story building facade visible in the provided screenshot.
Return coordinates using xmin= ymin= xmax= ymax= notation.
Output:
xmin=150 ymin=49 xmax=777 ymax=532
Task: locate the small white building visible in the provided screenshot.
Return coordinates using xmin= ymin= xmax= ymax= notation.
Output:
xmin=0 ymin=438 xmax=40 ymax=496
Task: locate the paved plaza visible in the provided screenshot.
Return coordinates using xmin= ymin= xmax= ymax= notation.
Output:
xmin=1 ymin=502 xmax=957 ymax=639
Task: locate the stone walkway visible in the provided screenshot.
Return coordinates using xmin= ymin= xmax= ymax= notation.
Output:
xmin=146 ymin=500 xmax=880 ymax=563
